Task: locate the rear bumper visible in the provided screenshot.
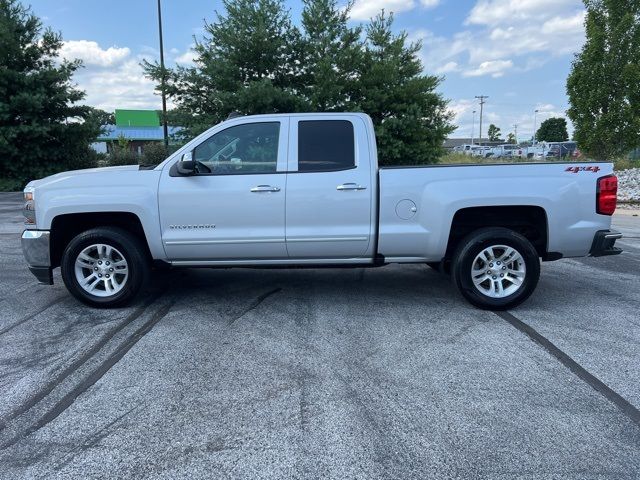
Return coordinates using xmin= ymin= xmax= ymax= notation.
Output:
xmin=21 ymin=230 xmax=53 ymax=285
xmin=589 ymin=230 xmax=623 ymax=257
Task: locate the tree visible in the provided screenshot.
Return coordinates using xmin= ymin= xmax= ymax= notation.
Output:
xmin=299 ymin=0 xmax=362 ymax=111
xmin=341 ymin=11 xmax=455 ymax=165
xmin=143 ymin=0 xmax=305 ymax=139
xmin=487 ymin=124 xmax=502 ymax=141
xmin=536 ymin=117 xmax=569 ymax=142
xmin=506 ymin=132 xmax=517 ymax=144
xmin=86 ymin=108 xmax=115 ymax=126
xmin=144 ymin=2 xmax=454 ymax=165
xmin=0 ymin=0 xmax=100 ymax=189
xmin=567 ymin=0 xmax=640 ymax=160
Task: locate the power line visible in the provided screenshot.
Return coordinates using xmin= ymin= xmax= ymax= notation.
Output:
xmin=475 ymin=95 xmax=488 ymax=141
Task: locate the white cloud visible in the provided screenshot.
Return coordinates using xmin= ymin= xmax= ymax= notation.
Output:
xmin=463 ymin=59 xmax=513 ymax=77
xmin=466 ymin=0 xmax=576 ymax=26
xmin=436 ymin=61 xmax=459 ymax=74
xmin=60 ymin=40 xmax=160 ymax=111
xmin=349 ymin=0 xmax=439 ymax=20
xmin=175 ymin=46 xmax=197 ymax=65
xmin=411 ymin=0 xmax=585 ymax=79
xmin=60 ymin=40 xmax=130 ymax=67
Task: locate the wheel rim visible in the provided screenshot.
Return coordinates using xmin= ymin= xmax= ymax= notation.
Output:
xmin=74 ymin=243 xmax=129 ymax=297
xmin=470 ymin=245 xmax=526 ymax=299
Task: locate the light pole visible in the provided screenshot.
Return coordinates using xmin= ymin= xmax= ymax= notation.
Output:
xmin=471 ymin=110 xmax=476 ymax=145
xmin=157 ymin=0 xmax=169 ymax=147
xmin=533 ymin=109 xmax=539 ymax=145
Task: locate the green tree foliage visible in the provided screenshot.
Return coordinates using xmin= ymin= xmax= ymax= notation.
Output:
xmin=0 ymin=0 xmax=100 ymax=189
xmin=567 ymin=0 xmax=640 ymax=160
xmin=86 ymin=108 xmax=115 ymax=127
xmin=299 ymin=0 xmax=361 ymax=111
xmin=144 ymin=1 xmax=454 ymax=165
xmin=536 ymin=117 xmax=569 ymax=143
xmin=487 ymin=124 xmax=502 ymax=141
xmin=506 ymin=132 xmax=516 ymax=144
xmin=352 ymin=12 xmax=454 ymax=165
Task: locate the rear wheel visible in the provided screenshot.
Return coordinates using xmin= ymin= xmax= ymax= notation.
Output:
xmin=61 ymin=227 xmax=149 ymax=308
xmin=451 ymin=227 xmax=540 ymax=310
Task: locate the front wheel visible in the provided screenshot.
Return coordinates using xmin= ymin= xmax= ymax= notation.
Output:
xmin=451 ymin=227 xmax=540 ymax=310
xmin=61 ymin=227 xmax=149 ymax=308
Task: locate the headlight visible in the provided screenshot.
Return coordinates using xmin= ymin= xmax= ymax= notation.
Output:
xmin=23 ymin=186 xmax=36 ymax=225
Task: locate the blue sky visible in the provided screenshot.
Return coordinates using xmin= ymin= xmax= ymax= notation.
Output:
xmin=28 ymin=0 xmax=586 ymax=139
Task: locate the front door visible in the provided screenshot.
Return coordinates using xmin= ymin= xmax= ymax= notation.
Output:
xmin=159 ymin=118 xmax=289 ymax=261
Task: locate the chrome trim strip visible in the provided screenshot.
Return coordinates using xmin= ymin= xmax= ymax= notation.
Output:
xmin=604 ymin=233 xmax=622 ymax=239
xmin=165 ymin=236 xmax=369 ymax=246
xmin=164 ymin=238 xmax=285 ymax=246
xmin=286 ymin=237 xmax=369 ymax=243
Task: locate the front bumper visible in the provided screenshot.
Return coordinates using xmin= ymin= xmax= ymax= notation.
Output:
xmin=589 ymin=230 xmax=623 ymax=257
xmin=21 ymin=230 xmax=53 ymax=285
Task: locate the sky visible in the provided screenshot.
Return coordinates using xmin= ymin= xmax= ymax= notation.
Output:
xmin=28 ymin=0 xmax=587 ymax=140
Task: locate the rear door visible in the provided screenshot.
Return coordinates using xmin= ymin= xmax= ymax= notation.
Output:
xmin=285 ymin=116 xmax=373 ymax=259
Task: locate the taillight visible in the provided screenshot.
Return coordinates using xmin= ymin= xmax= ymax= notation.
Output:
xmin=596 ymin=175 xmax=617 ymax=215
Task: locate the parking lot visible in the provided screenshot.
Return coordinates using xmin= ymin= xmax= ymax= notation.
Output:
xmin=0 ymin=191 xmax=639 ymax=479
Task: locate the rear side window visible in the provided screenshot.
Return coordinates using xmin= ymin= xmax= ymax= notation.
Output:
xmin=298 ymin=120 xmax=355 ymax=172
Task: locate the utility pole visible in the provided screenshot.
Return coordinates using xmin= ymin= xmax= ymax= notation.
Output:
xmin=475 ymin=96 xmax=488 ymax=144
xmin=157 ymin=0 xmax=169 ymax=147
xmin=471 ymin=110 xmax=476 ymax=145
xmin=533 ymin=109 xmax=539 ymax=145
xmin=513 ymin=124 xmax=518 ymax=144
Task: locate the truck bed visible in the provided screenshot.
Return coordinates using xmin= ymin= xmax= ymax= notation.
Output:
xmin=377 ymin=162 xmax=614 ymax=262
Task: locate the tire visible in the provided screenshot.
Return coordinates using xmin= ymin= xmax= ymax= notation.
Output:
xmin=451 ymin=227 xmax=540 ymax=310
xmin=61 ymin=227 xmax=149 ymax=308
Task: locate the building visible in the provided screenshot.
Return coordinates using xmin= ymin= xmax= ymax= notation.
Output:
xmin=92 ymin=109 xmax=182 ymax=154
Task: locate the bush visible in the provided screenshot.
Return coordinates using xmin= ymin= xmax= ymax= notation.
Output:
xmin=614 ymin=157 xmax=640 ymax=171
xmin=141 ymin=142 xmax=170 ymax=167
xmin=0 ymin=177 xmax=23 ymax=192
xmin=107 ymin=148 xmax=139 ymax=166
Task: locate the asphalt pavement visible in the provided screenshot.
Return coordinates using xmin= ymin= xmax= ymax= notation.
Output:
xmin=0 ymin=191 xmax=639 ymax=479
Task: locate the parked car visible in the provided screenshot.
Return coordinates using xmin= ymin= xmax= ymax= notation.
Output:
xmin=21 ymin=113 xmax=621 ymax=310
xmin=491 ymin=144 xmax=519 ymax=158
xmin=545 ymin=142 xmax=578 ymax=159
xmin=470 ymin=146 xmax=493 ymax=158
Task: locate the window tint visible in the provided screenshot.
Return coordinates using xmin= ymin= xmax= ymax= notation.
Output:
xmin=193 ymin=122 xmax=279 ymax=175
xmin=298 ymin=120 xmax=355 ymax=172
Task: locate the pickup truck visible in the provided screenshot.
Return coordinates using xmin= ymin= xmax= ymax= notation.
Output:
xmin=21 ymin=112 xmax=622 ymax=310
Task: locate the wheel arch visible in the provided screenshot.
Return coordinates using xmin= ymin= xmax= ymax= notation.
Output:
xmin=50 ymin=212 xmax=152 ymax=268
xmin=445 ymin=205 xmax=550 ymax=262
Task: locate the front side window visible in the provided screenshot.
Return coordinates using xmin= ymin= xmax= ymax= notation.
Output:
xmin=193 ymin=122 xmax=280 ymax=175
xmin=298 ymin=120 xmax=355 ymax=172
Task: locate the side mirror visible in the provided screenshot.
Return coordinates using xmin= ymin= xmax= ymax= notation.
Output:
xmin=176 ymin=151 xmax=196 ymax=176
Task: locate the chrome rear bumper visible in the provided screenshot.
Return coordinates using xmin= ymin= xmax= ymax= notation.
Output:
xmin=589 ymin=230 xmax=623 ymax=257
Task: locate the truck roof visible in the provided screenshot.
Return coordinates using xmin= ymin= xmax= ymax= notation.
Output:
xmin=220 ymin=112 xmax=372 ymax=121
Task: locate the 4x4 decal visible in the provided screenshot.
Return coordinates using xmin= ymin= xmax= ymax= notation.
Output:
xmin=565 ymin=166 xmax=601 ymax=174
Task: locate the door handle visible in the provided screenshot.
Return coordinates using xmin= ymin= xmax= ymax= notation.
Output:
xmin=337 ymin=183 xmax=367 ymax=191
xmin=250 ymin=185 xmax=280 ymax=193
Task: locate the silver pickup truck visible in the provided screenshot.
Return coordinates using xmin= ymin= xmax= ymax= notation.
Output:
xmin=21 ymin=112 xmax=622 ymax=310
